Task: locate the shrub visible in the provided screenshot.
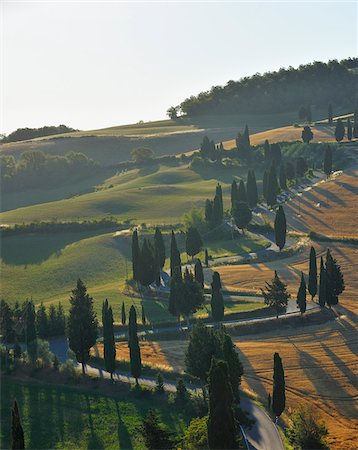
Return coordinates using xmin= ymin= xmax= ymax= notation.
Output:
xmin=286 ymin=406 xmax=328 ymax=449
xmin=59 ymin=359 xmax=79 ymax=380
xmin=181 ymin=416 xmax=208 ymax=449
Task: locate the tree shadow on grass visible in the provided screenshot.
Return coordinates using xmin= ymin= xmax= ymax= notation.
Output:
xmin=115 ymin=400 xmax=133 ymax=450
xmin=85 ymin=396 xmax=104 ymax=450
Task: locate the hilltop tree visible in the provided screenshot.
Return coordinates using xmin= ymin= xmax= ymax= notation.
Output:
xmin=170 ymin=231 xmax=181 ymax=277
xmin=207 ymin=359 xmax=237 ymax=450
xmin=264 ymin=139 xmax=271 ymax=165
xmin=302 ymin=126 xmax=314 ymax=143
xmin=266 ymin=165 xmax=279 ymax=207
xmin=212 ymin=183 xmax=223 ymax=225
xmin=308 ymin=246 xmax=318 ymax=301
xmin=272 ymin=352 xmax=285 ymax=418
xmin=334 ymin=119 xmax=345 ymax=142
xmin=318 ymin=257 xmax=327 ymax=308
xmin=325 ymin=249 xmax=345 ymax=307
xmin=121 ymin=302 xmax=126 ymax=325
xmin=186 ymin=227 xmax=203 ymax=259
xmin=154 ymin=227 xmax=166 ymax=269
xmin=274 ymin=205 xmax=287 ymax=251
xmin=12 ymin=400 xmax=25 ymax=450
xmin=246 ymin=170 xmax=258 ymax=208
xmin=68 ymin=279 xmax=98 ymax=375
xmin=132 ymin=229 xmax=140 ymax=282
xmin=222 ymin=333 xmax=243 ymax=402
xmin=279 ymin=164 xmax=287 ymax=191
xmin=323 ymin=146 xmax=333 ymax=177
xmin=102 ymin=300 xmax=116 ymax=379
xmin=211 ymin=272 xmax=224 ymax=322
xmin=261 ymin=271 xmax=290 ymax=318
xmin=328 ymin=104 xmax=333 ymax=124
xmin=297 ymin=273 xmax=307 ymax=314
xmin=231 ymin=180 xmax=238 ymax=210
xmin=347 ymin=119 xmax=353 ymax=141
xmin=128 ymin=305 xmax=141 ymax=383
xmin=194 ymin=259 xmax=204 ymax=289
xmin=232 ymin=201 xmax=252 ymax=233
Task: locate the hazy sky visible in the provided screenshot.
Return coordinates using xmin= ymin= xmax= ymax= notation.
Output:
xmin=1 ymin=1 xmax=357 ymax=134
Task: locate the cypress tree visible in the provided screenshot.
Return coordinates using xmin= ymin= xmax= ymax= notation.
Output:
xmin=211 ymin=288 xmax=224 ymax=323
xmin=243 ymin=124 xmax=250 ymax=148
xmin=170 ymin=231 xmax=181 ymax=277
xmin=168 ymin=267 xmax=182 ymax=320
xmin=154 ymin=227 xmax=166 ymax=269
xmin=334 ymin=119 xmax=345 ymax=142
xmin=267 ymin=165 xmax=279 ymax=207
xmin=323 ymin=145 xmax=332 ymax=177
xmin=181 ymin=269 xmax=205 ymax=325
xmin=272 ymin=352 xmax=285 ymax=418
xmin=186 ymin=227 xmax=203 ymax=259
xmin=200 ymin=136 xmax=211 ymax=158
xmin=222 ymin=333 xmax=243 ymax=402
xmin=318 ymin=257 xmax=327 ymax=308
xmin=263 ymin=169 xmax=269 ymax=200
xmin=347 ymin=119 xmax=353 ymax=141
xmin=207 ymin=359 xmax=237 ymax=450
xmin=328 ymin=104 xmax=333 ymax=124
xmin=36 ymin=302 xmax=48 ymax=339
xmin=121 ymin=302 xmax=126 ymax=325
xmin=67 ymin=279 xmax=98 ymax=375
xmin=261 ymin=271 xmax=290 ymax=318
xmin=296 ymin=272 xmax=307 ymax=314
xmin=141 ymin=305 xmax=146 ymax=325
xmin=0 ymin=300 xmax=14 ymax=345
xmin=271 ymin=143 xmax=282 ymax=166
xmin=104 ymin=304 xmax=116 ymax=379
xmin=246 ymin=170 xmax=258 ymax=208
xmin=264 ymin=139 xmax=271 ymax=165
xmin=274 ymin=205 xmax=287 ymax=251
xmin=237 ymin=179 xmax=247 ymax=203
xmin=232 ymin=201 xmax=252 ymax=233
xmin=326 ymin=249 xmax=345 ymax=307
xmin=11 ymin=400 xmax=24 ymax=450
xmin=141 ymin=409 xmax=173 ymax=449
xmin=230 ymin=180 xmax=238 ymax=210
xmin=128 ymin=305 xmax=141 ymax=383
xmin=205 ymin=248 xmax=209 ymax=267
xmin=25 ymin=300 xmax=37 ymax=345
xmin=139 ymin=239 xmax=156 ymax=287
xmin=279 ymin=164 xmax=287 ymax=191
xmin=212 ymin=184 xmax=223 ymax=225
xmin=132 ymin=229 xmax=140 ymax=282
xmin=205 ymin=199 xmax=213 ymax=224
xmin=194 ymin=259 xmax=204 ymax=289
xmin=308 ymin=246 xmax=317 ymax=301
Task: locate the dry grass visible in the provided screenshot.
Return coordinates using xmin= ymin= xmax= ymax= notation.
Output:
xmin=284 ymin=168 xmax=358 ymax=238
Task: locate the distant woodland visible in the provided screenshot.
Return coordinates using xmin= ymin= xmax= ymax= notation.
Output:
xmin=0 ymin=125 xmax=77 ymax=143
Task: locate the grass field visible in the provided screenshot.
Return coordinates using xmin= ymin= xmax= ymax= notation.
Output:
xmin=0 ymin=376 xmax=192 ymax=450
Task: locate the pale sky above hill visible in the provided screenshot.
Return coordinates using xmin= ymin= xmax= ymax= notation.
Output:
xmin=1 ymin=1 xmax=357 ymax=134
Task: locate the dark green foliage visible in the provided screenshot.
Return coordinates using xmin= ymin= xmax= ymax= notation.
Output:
xmin=302 ymin=126 xmax=314 ymax=143
xmin=286 ymin=161 xmax=295 ymax=180
xmin=325 ymin=249 xmax=345 ymax=307
xmin=297 ymin=272 xmax=307 ymax=314
xmin=67 ymin=279 xmax=98 ymax=374
xmin=154 ymin=227 xmax=166 ymax=269
xmin=182 ymin=269 xmax=205 ymax=321
xmin=230 ymin=180 xmax=238 ymax=210
xmin=25 ymin=301 xmax=37 ymax=345
xmin=0 ymin=300 xmax=14 ymax=344
xmin=232 ymin=201 xmax=252 ymax=231
xmin=222 ymin=333 xmax=243 ymax=402
xmin=347 ymin=119 xmax=353 ymax=140
xmin=261 ymin=271 xmax=290 ymax=318
xmin=13 ymin=341 xmax=22 ymax=359
xmin=211 ymin=271 xmax=222 ymax=291
xmin=212 ymin=184 xmax=223 ymax=226
xmin=246 ymin=170 xmax=258 ymax=208
xmin=323 ymin=146 xmax=332 ymax=177
xmin=128 ymin=305 xmax=141 ymax=383
xmin=334 ymin=119 xmax=345 ymax=142
xmin=139 ymin=239 xmax=157 ymax=287
xmin=263 ymin=170 xmax=269 ymax=200
xmin=194 ymin=259 xmax=204 ymax=289
xmin=205 ymin=199 xmax=214 ymax=224
xmin=36 ymin=303 xmax=48 ymax=339
xmin=207 ymin=359 xmax=237 ymax=450
xmin=11 ymin=400 xmax=25 ymax=450
xmin=237 ymin=180 xmax=247 ymax=203
xmin=308 ymin=246 xmax=317 ymax=300
xmin=318 ymin=257 xmax=327 ymax=308
xmin=296 ymin=157 xmax=308 ymax=178
xmin=186 ymin=227 xmax=203 ymax=258
xmin=121 ymin=302 xmax=126 ymax=325
xmin=243 ymin=124 xmax=250 ymax=148
xmin=131 ymin=147 xmax=154 ymax=164
xmin=287 ymin=406 xmax=329 ymax=449
xmin=279 ymin=164 xmax=287 ymax=190
xmin=211 ymin=271 xmax=224 ymax=322
xmin=264 ymin=139 xmax=271 ymax=165
xmin=181 ymin=417 xmax=208 ymax=450
xmin=272 ymin=352 xmax=285 ymax=417
xmin=354 ymin=110 xmax=358 ymax=138
xmin=155 ymin=373 xmax=165 ymax=393
xmin=271 ymin=143 xmax=282 ymax=166
xmin=2 ymin=124 xmax=76 ymax=143
xmin=168 ymin=268 xmax=182 ymax=319
xmin=328 ymin=104 xmax=333 ymax=124
xmin=102 ymin=300 xmax=116 ymax=378
xmin=141 ymin=305 xmax=146 ymax=325
xmin=141 ymin=409 xmax=174 ymax=450
xmin=175 ymin=378 xmax=188 ymax=403
xmin=170 ymin=231 xmax=181 ymax=277
xmin=132 ymin=229 xmax=140 ymax=282
xmin=266 ymin=165 xmax=279 ymax=207
xmin=274 ymin=205 xmax=287 ymax=251
xmin=53 ymin=354 xmax=59 ymax=371
xmin=205 ymin=248 xmax=209 ymax=267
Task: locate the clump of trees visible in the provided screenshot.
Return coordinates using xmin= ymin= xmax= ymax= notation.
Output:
xmin=287 ymin=406 xmax=329 ymax=449
xmin=318 ymin=248 xmax=345 ymax=308
xmin=1 ymin=124 xmax=77 ymax=143
xmin=0 ymin=150 xmax=98 ymax=192
xmin=205 ymin=183 xmax=224 ymax=228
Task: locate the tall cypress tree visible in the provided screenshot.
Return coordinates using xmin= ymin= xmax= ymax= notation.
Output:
xmin=185 ymin=227 xmax=203 ymax=259
xmin=168 ymin=267 xmax=182 ymax=320
xmin=232 ymin=201 xmax=252 ymax=233
xmin=263 ymin=169 xmax=269 ymax=201
xmin=128 ymin=305 xmax=141 ymax=384
xmin=132 ymin=229 xmax=140 ymax=282
xmin=274 ymin=206 xmax=287 ymax=251
xmin=267 ymin=165 xmax=279 ymax=207
xmin=264 ymin=139 xmax=271 ymax=165
xmin=36 ymin=302 xmax=48 ymax=339
xmin=154 ymin=227 xmax=166 ymax=269
xmin=231 ymin=180 xmax=238 ymax=210
xmin=347 ymin=119 xmax=353 ymax=141
xmin=279 ymin=164 xmax=287 ymax=191
xmin=205 ymin=248 xmax=209 ymax=267
xmin=318 ymin=257 xmax=327 ymax=308
xmin=170 ymin=231 xmax=181 ymax=277
xmin=325 ymin=249 xmax=345 ymax=307
xmin=103 ymin=303 xmax=116 ymax=379
xmin=334 ymin=119 xmax=345 ymax=142
xmin=121 ymin=302 xmax=126 ymax=325
xmin=323 ymin=146 xmax=332 ymax=178
xmin=207 ymin=359 xmax=237 ymax=450
xmin=194 ymin=259 xmax=204 ymax=289
xmin=328 ymin=104 xmax=333 ymax=124
xmin=11 ymin=400 xmax=25 ymax=450
xmin=139 ymin=239 xmax=156 ymax=287
xmin=237 ymin=180 xmax=247 ymax=203
xmin=222 ymin=333 xmax=243 ymax=402
xmin=25 ymin=300 xmax=37 ymax=345
xmin=272 ymin=352 xmax=285 ymax=418
xmin=271 ymin=143 xmax=282 ymax=166
xmin=211 ymin=271 xmax=224 ymax=322
xmin=246 ymin=169 xmax=258 ymax=208
xmin=205 ymin=199 xmax=213 ymax=224
xmin=212 ymin=183 xmax=223 ymax=225
xmin=308 ymin=246 xmax=317 ymax=301
xmin=296 ymin=273 xmax=307 ymax=314
xmin=243 ymin=124 xmax=250 ymax=148
xmin=68 ymin=279 xmax=98 ymax=375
